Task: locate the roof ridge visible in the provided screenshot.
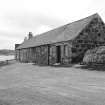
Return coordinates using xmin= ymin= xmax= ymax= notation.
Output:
xmin=17 ymin=13 xmax=102 ymax=49
xmin=33 ymin=13 xmax=99 ymax=38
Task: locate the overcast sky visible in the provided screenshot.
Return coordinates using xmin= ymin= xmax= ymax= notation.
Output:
xmin=0 ymin=0 xmax=105 ymax=49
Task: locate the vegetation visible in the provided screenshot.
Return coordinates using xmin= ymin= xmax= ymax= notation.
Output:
xmin=83 ymin=46 xmax=105 ymax=64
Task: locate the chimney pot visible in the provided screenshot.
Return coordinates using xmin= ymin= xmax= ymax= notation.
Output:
xmin=28 ymin=32 xmax=33 ymax=39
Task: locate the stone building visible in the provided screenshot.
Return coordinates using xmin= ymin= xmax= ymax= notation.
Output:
xmin=15 ymin=44 xmax=20 ymax=60
xmin=15 ymin=13 xmax=105 ymax=65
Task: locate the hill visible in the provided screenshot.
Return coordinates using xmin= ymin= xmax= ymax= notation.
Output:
xmin=0 ymin=49 xmax=14 ymax=55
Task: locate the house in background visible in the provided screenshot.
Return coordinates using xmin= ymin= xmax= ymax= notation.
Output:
xmin=15 ymin=13 xmax=105 ymax=65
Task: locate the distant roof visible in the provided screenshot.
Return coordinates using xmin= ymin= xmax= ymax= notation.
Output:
xmin=17 ymin=13 xmax=101 ymax=49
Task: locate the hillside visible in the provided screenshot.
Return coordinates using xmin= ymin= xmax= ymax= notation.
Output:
xmin=0 ymin=49 xmax=14 ymax=55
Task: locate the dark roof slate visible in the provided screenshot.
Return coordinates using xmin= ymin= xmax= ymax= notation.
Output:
xmin=17 ymin=13 xmax=100 ymax=49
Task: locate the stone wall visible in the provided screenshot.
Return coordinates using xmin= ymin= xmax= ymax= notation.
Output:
xmin=16 ymin=45 xmax=49 ymax=65
xmin=16 ymin=42 xmax=73 ymax=65
xmin=16 ymin=15 xmax=105 ymax=65
xmin=35 ymin=45 xmax=49 ymax=65
xmin=71 ymin=16 xmax=105 ymax=63
xmin=49 ymin=42 xmax=72 ymax=65
xmin=15 ymin=49 xmax=20 ymax=61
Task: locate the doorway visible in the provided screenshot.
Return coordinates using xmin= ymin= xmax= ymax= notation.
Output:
xmin=56 ymin=46 xmax=61 ymax=63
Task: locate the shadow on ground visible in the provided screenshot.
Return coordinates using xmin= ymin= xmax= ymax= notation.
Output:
xmin=76 ymin=64 xmax=105 ymax=71
xmin=27 ymin=62 xmax=105 ymax=71
xmin=32 ymin=63 xmax=74 ymax=68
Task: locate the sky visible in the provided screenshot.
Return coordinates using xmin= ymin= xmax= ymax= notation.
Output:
xmin=0 ymin=0 xmax=105 ymax=49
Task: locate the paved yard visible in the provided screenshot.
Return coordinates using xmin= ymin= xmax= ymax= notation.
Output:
xmin=0 ymin=62 xmax=105 ymax=105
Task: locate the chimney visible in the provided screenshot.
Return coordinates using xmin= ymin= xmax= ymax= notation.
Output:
xmin=15 ymin=44 xmax=20 ymax=50
xmin=24 ymin=36 xmax=27 ymax=41
xmin=28 ymin=32 xmax=33 ymax=39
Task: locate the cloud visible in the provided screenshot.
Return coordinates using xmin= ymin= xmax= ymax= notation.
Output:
xmin=0 ymin=0 xmax=104 ymax=49
xmin=0 ymin=12 xmax=65 ymax=49
xmin=2 ymin=12 xmax=64 ymax=31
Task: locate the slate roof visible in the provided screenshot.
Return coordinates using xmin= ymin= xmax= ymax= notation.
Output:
xmin=17 ymin=13 xmax=101 ymax=49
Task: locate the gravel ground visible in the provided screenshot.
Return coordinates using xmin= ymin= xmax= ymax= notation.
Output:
xmin=0 ymin=62 xmax=105 ymax=105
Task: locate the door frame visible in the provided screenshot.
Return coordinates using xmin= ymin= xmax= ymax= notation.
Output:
xmin=56 ymin=46 xmax=61 ymax=63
